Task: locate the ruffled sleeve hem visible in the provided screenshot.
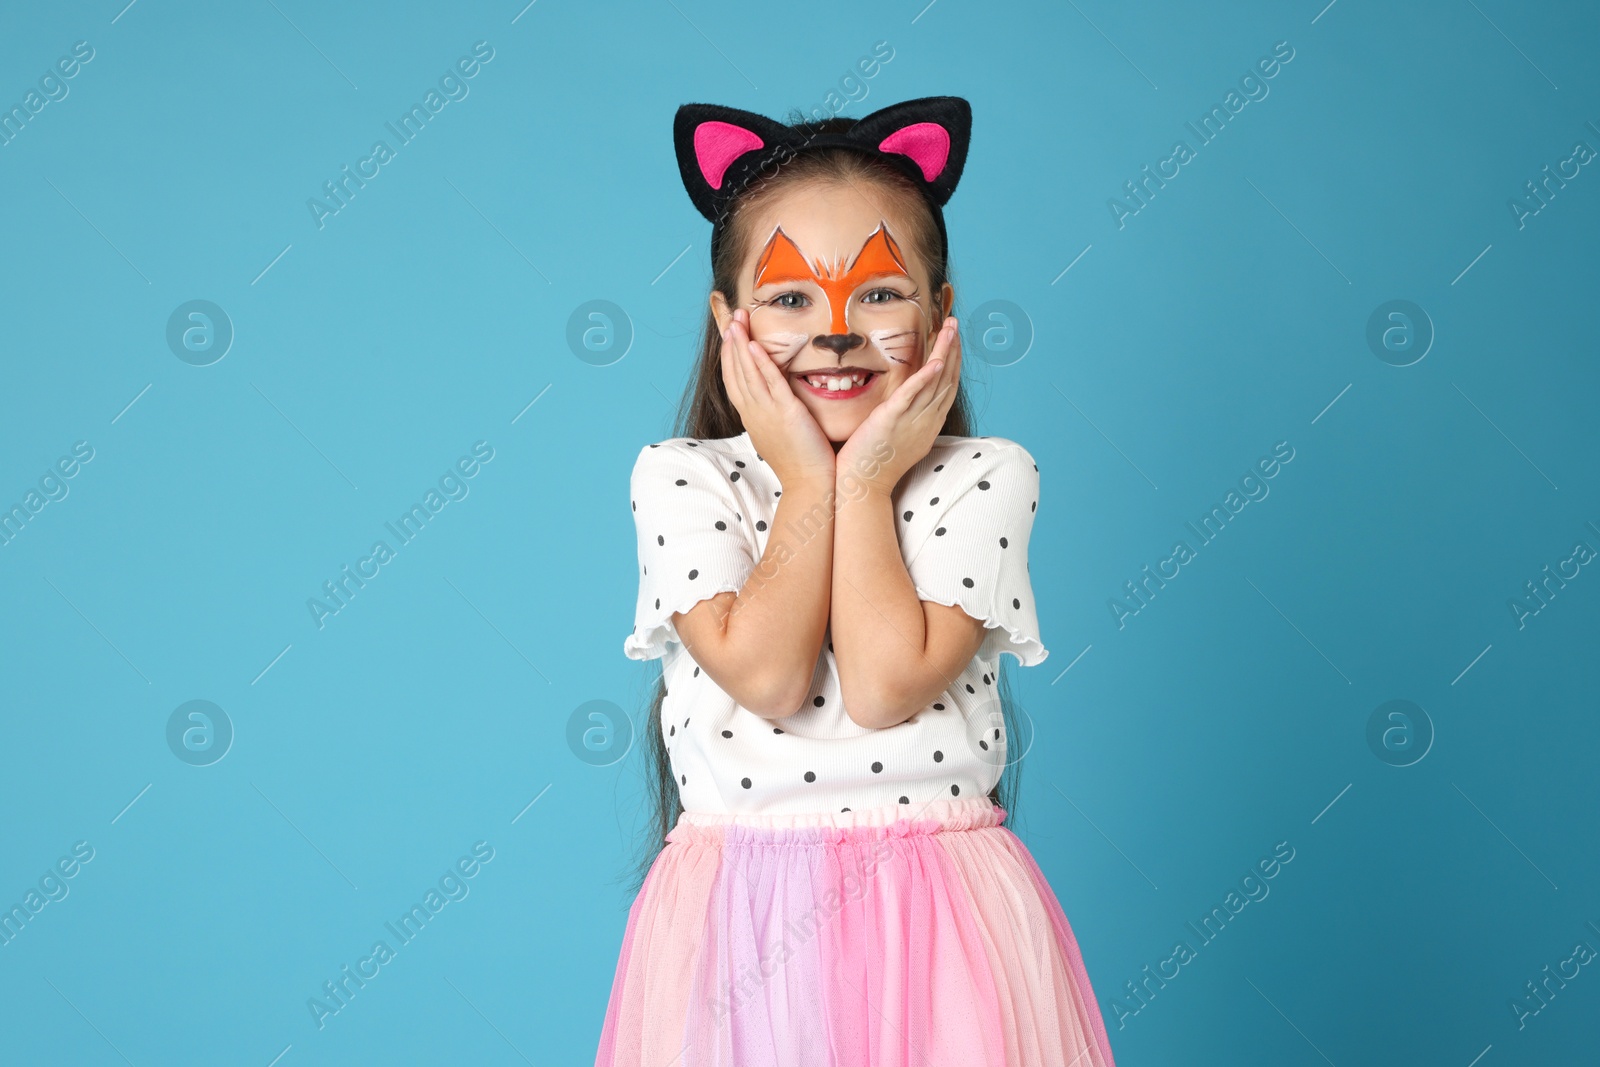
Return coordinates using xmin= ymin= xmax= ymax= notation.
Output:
xmin=623 ymin=582 xmax=745 ymax=662
xmin=913 ymin=585 xmax=1049 ymax=668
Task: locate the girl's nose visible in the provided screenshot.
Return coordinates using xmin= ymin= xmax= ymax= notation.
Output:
xmin=812 ymin=333 xmax=864 ymax=357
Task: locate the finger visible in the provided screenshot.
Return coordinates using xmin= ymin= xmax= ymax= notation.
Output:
xmin=746 ymin=333 xmax=791 ymax=399
xmin=893 ymin=357 xmax=945 ymax=418
xmin=932 ymin=326 xmax=960 ymax=407
xmin=721 ymin=321 xmax=753 ymax=412
xmin=926 ymin=318 xmax=962 ymax=409
xmin=733 ymin=315 xmax=772 ymax=403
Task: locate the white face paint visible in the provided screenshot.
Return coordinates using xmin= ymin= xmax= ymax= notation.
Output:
xmin=760 ymin=331 xmax=810 ymax=367
xmin=866 ymin=327 xmax=917 ymax=366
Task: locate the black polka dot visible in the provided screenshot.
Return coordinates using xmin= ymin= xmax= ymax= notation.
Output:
xmin=932 ymin=702 xmax=944 ymax=710
xmin=716 ymin=520 xmax=727 ymax=530
xmin=841 ymin=807 xmax=851 ymax=812
xmin=898 ymin=796 xmax=909 ymax=804
xmin=741 ymin=777 xmax=752 ymax=789
xmin=1031 ymin=501 xmax=1037 ymax=512
xmin=951 ymin=784 xmax=961 ymax=795
xmin=756 ymin=520 xmax=767 ymax=531
xmin=1012 ymin=598 xmax=1021 ymax=609
xmin=929 ymin=496 xmax=940 ymax=506
xmin=721 ymin=729 xmax=732 ymax=738
xmin=902 ymin=510 xmax=913 ymax=521
xmin=980 ymin=740 xmax=988 ymax=751
xmin=688 ymin=569 xmax=699 ymax=579
xmin=933 ymin=750 xmax=944 ymax=762
xmin=933 ymin=464 xmax=944 ymax=471
xmin=962 ymin=577 xmax=974 ymax=588
xmin=693 ymin=666 xmax=700 ymax=676
xmin=982 ymin=673 xmax=991 ymax=685
xmin=871 ymin=761 xmax=883 ymax=773
xmin=657 ymin=534 xmax=664 ymax=546
xmin=804 ymin=771 xmax=816 ymax=783
xmin=687 ymin=441 xmax=698 ymax=447
xmin=935 ymin=527 xmax=947 ymax=536
xmin=977 ymin=480 xmax=991 ymax=490
xmin=965 ymin=684 xmax=975 ymax=694
xmin=774 ymin=490 xmax=781 ymax=497
xmin=669 ymin=725 xmax=675 ymax=736
xmin=655 ymin=598 xmax=661 ymax=609
xmin=773 ymin=727 xmax=783 ymax=734
xmin=632 ymin=500 xmax=637 ymax=511
xmin=813 ymin=695 xmax=825 ymax=707
xmin=675 ymin=478 xmax=687 ymax=486
xmin=993 ymin=728 xmax=1001 ymax=740
xmin=730 ymin=471 xmax=740 ymax=482
xmin=734 ymin=460 xmax=746 ymax=468
xmin=736 ymin=513 xmax=742 ymax=522
xmin=972 ymin=451 xmax=982 ymax=459
xmin=684 ymin=718 xmax=690 ymax=727
xmin=681 ymin=774 xmax=686 ymax=785
xmin=999 ymin=537 xmax=1008 ymax=548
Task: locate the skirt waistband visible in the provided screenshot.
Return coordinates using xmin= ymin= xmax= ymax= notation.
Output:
xmin=667 ymin=797 xmax=1007 ymax=846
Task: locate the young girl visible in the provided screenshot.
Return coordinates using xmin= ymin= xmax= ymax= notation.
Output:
xmin=596 ymin=97 xmax=1117 ymax=1067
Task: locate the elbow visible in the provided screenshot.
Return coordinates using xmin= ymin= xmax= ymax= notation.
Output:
xmin=738 ymin=673 xmax=812 ymax=719
xmin=840 ymin=677 xmax=927 ymax=730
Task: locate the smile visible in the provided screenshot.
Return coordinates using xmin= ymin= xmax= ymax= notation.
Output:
xmin=793 ymin=369 xmax=878 ymax=399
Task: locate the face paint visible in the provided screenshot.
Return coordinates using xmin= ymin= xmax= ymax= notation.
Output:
xmin=757 ymin=330 xmax=810 ymax=366
xmin=747 ymin=221 xmax=928 ymax=369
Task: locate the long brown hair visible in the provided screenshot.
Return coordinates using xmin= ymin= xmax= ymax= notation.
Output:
xmin=626 ymin=113 xmax=1023 ymax=894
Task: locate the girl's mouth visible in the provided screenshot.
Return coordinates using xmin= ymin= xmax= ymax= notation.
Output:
xmin=793 ymin=369 xmax=877 ymax=399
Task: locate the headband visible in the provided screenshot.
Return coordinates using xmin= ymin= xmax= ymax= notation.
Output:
xmin=672 ymin=95 xmax=972 ymax=271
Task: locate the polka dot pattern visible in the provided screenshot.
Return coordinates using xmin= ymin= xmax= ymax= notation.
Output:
xmin=625 ymin=434 xmax=1047 ymax=815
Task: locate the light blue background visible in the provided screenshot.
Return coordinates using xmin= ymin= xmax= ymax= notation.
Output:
xmin=2 ymin=1 xmax=1597 ymax=1064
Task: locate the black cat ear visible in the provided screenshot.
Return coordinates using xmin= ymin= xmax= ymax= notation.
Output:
xmin=848 ymin=96 xmax=972 ymax=207
xmin=673 ymin=103 xmax=791 ymax=223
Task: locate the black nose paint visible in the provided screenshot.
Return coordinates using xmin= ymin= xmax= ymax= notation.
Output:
xmin=812 ymin=333 xmax=864 ymax=356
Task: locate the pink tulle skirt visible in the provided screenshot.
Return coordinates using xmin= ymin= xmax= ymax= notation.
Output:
xmin=595 ymin=797 xmax=1117 ymax=1066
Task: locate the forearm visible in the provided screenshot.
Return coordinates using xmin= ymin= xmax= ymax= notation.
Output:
xmin=678 ymin=474 xmax=834 ymax=717
xmin=830 ymin=486 xmax=952 ymax=729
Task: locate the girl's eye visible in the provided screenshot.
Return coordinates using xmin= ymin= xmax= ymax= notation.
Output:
xmin=774 ymin=292 xmax=809 ymax=309
xmin=861 ymin=288 xmax=903 ymax=305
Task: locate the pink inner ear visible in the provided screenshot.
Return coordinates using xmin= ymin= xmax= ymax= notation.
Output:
xmin=878 ymin=122 xmax=951 ymax=183
xmin=694 ymin=121 xmax=765 ymax=189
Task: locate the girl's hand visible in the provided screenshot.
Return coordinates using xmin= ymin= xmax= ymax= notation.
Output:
xmin=836 ymin=316 xmax=961 ymax=496
xmin=721 ymin=309 xmax=836 ymax=487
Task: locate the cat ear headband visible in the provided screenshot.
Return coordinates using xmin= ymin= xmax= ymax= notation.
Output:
xmin=672 ymin=95 xmax=972 ymax=269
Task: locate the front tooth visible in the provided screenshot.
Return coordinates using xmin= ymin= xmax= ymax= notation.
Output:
xmin=828 ymin=377 xmax=845 ymax=391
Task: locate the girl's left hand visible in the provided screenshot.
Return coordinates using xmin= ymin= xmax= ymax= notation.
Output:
xmin=836 ymin=316 xmax=961 ymax=496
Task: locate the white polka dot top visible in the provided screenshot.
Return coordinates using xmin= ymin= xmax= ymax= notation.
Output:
xmin=624 ymin=432 xmax=1047 ymax=816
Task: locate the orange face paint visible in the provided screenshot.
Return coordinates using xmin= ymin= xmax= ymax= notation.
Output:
xmin=753 ymin=223 xmax=912 ymax=336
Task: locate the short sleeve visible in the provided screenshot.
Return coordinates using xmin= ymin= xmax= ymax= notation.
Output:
xmin=903 ymin=440 xmax=1047 ymax=666
xmin=623 ymin=441 xmax=756 ymax=661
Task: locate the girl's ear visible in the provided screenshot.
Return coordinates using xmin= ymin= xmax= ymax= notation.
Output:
xmin=709 ymin=289 xmax=733 ymax=334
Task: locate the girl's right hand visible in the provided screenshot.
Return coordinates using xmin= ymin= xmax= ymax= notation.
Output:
xmin=721 ymin=308 xmax=836 ymax=487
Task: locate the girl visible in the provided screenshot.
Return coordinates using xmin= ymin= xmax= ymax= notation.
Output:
xmin=597 ymin=97 xmax=1117 ymax=1067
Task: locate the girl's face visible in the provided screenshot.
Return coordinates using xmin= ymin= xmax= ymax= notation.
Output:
xmin=711 ymin=183 xmax=953 ymax=444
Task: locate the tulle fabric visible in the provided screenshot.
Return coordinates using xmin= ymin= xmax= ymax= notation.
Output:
xmin=595 ymin=799 xmax=1116 ymax=1067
